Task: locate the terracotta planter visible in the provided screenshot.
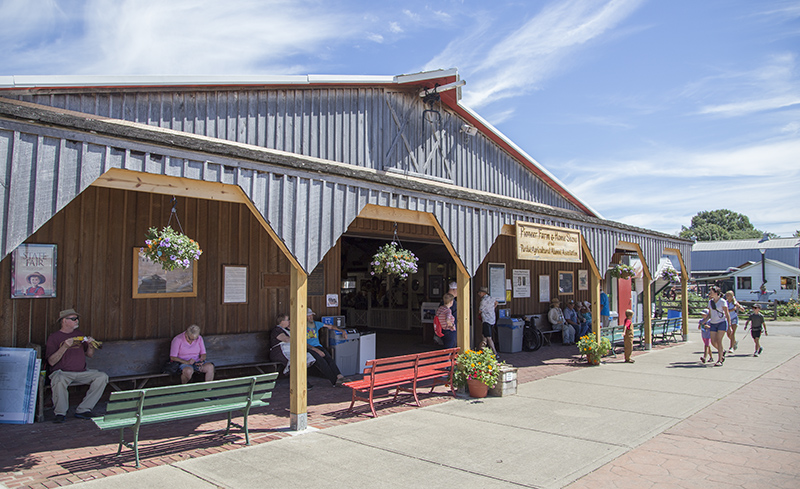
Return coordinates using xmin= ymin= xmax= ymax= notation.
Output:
xmin=587 ymin=356 xmax=600 ymax=365
xmin=467 ymin=378 xmax=489 ymax=398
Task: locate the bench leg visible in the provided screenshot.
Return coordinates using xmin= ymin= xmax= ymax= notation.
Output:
xmin=368 ymin=388 xmax=377 ymax=418
xmin=133 ymin=426 xmax=141 ymax=468
xmin=226 ymin=412 xmax=232 ymax=436
xmin=117 ymin=429 xmax=124 ymax=457
xmin=243 ymin=412 xmax=250 ymax=445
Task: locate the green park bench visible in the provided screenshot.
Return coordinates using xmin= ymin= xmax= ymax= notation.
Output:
xmin=92 ymin=373 xmax=277 ymax=467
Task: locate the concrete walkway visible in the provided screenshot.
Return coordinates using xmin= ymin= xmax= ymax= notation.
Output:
xmin=67 ymin=330 xmax=800 ymax=489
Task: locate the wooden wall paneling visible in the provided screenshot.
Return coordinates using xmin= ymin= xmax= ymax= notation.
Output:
xmin=193 ymin=197 xmax=208 ymax=334
xmin=92 ymin=187 xmax=110 ymax=341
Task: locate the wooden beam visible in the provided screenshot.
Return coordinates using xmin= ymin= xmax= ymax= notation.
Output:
xmin=289 ymin=267 xmax=308 ymax=431
xmin=457 ymin=270 xmax=471 ymax=351
xmin=665 ymin=247 xmax=689 ymax=339
xmin=92 ymin=168 xmax=243 ymax=202
xmin=359 ymin=204 xmax=438 ymax=227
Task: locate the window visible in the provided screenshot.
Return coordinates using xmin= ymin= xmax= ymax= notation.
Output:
xmin=737 ymin=276 xmax=752 ymax=290
xmin=780 ymin=276 xmax=797 ymax=290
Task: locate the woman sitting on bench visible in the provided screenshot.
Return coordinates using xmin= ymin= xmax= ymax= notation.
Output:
xmin=168 ymin=324 xmax=215 ymax=383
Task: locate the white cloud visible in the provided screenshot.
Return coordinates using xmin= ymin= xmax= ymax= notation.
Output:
xmin=426 ymin=0 xmax=645 ymax=108
xmin=1 ymin=0 xmax=367 ymax=75
xmin=389 ymin=22 xmax=403 ymax=33
xmin=563 ymin=137 xmax=800 ymax=236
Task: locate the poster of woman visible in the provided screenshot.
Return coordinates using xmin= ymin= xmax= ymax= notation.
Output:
xmin=11 ymin=244 xmax=57 ymax=299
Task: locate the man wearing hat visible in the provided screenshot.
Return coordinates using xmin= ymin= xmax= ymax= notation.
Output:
xmin=477 ymin=287 xmax=498 ymax=356
xmin=26 ymin=272 xmax=46 ymax=296
xmin=548 ymin=298 xmax=575 ymax=345
xmin=45 ymin=309 xmax=108 ymax=422
xmin=306 ymin=308 xmax=349 ymax=386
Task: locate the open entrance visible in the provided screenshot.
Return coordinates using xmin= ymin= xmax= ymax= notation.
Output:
xmin=338 ymin=218 xmax=457 ymax=357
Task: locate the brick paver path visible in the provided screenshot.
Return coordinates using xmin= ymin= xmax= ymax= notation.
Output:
xmin=567 ymin=354 xmax=800 ymax=489
xmin=2 ymin=341 xmax=636 ymax=489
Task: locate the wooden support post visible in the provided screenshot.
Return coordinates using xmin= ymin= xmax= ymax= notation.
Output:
xmin=289 ymin=267 xmax=308 ymax=431
xmin=457 ymin=270 xmax=471 ymax=351
xmin=681 ymin=274 xmax=689 ymax=340
xmin=592 ymin=276 xmax=601 ymax=341
xmin=642 ymin=269 xmax=653 ymax=350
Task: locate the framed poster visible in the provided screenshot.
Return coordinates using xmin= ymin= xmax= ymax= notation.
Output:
xmin=578 ymin=269 xmax=589 ymax=291
xmin=421 ymin=302 xmax=439 ymax=323
xmin=133 ymin=249 xmax=197 ymax=299
xmin=488 ymin=263 xmax=506 ymax=305
xmin=223 ymin=265 xmax=248 ymax=304
xmin=12 ymin=244 xmax=57 ymax=298
xmin=539 ymin=275 xmax=550 ymax=303
xmin=429 ymin=275 xmax=444 ymax=298
xmin=558 ymin=271 xmax=574 ymax=295
xmin=512 ymin=269 xmax=530 ymax=298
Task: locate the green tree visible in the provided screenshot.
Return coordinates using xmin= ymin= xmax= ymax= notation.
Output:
xmin=679 ymin=209 xmax=764 ymax=241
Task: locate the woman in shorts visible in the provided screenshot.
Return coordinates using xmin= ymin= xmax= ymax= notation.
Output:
xmin=724 ymin=290 xmax=745 ymax=354
xmin=699 ymin=286 xmax=731 ymax=366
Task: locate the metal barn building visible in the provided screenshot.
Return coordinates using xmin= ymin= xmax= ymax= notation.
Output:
xmin=0 ymin=69 xmax=692 ymax=428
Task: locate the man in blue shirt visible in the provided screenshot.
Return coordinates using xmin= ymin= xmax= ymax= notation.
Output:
xmin=600 ymin=281 xmax=611 ymax=329
xmin=306 ymin=308 xmax=348 ymax=386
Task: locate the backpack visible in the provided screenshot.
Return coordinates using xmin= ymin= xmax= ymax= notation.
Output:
xmin=433 ymin=315 xmax=444 ymax=337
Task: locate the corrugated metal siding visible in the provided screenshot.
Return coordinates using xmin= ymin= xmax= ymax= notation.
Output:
xmin=0 ymin=118 xmax=691 ymax=278
xmin=10 ymin=89 xmax=578 ymax=212
xmin=692 ymin=249 xmax=798 ymax=272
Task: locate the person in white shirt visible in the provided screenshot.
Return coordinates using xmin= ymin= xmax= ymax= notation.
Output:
xmin=548 ymin=298 xmax=575 ymax=344
xmin=477 ymin=287 xmax=498 ymax=356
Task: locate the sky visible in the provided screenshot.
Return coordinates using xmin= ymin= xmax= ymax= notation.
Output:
xmin=1 ymin=0 xmax=799 ymax=238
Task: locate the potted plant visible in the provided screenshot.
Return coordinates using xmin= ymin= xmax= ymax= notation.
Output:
xmin=370 ymin=241 xmax=418 ymax=280
xmin=577 ymin=334 xmax=612 ymax=365
xmin=140 ymin=226 xmax=203 ymax=272
xmin=453 ymin=348 xmax=499 ymax=398
xmin=609 ymin=264 xmax=636 ymax=280
xmin=661 ymin=266 xmax=680 ymax=284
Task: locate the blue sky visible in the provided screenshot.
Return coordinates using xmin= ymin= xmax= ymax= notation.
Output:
xmin=2 ymin=0 xmax=799 ymax=237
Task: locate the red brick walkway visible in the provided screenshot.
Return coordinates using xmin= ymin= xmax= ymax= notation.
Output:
xmin=0 ymin=342 xmax=662 ymax=489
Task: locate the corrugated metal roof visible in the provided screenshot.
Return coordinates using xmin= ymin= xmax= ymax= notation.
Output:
xmin=692 ymin=238 xmax=800 ymax=251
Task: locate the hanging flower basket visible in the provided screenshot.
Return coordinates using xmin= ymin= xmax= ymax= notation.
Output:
xmin=609 ymin=264 xmax=635 ymax=280
xmin=140 ymin=226 xmax=202 ymax=272
xmin=370 ymin=241 xmax=418 ymax=280
xmin=660 ymin=267 xmax=680 ymax=284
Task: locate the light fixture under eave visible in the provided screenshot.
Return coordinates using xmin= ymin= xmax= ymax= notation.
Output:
xmin=460 ymin=124 xmax=478 ymax=136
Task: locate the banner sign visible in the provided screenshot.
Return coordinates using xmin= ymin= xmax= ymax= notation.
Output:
xmin=516 ymin=222 xmax=582 ymax=263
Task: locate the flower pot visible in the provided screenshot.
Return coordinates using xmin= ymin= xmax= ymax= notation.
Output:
xmin=587 ymin=356 xmax=600 ymax=365
xmin=467 ymin=378 xmax=489 ymax=398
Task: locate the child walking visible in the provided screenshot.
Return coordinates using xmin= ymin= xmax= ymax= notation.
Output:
xmin=623 ymin=309 xmax=635 ymax=363
xmin=698 ymin=308 xmax=713 ymax=363
xmin=744 ymin=304 xmax=767 ymax=356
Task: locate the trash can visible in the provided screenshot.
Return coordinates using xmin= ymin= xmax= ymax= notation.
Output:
xmin=609 ymin=311 xmax=619 ymax=328
xmin=327 ymin=328 xmax=360 ymax=377
xmin=496 ymin=318 xmax=524 ymax=353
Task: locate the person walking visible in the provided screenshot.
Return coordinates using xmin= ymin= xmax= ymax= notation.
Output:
xmin=698 ymin=308 xmax=713 ymax=363
xmin=744 ymin=304 xmax=768 ymax=356
xmin=699 ymin=286 xmax=731 ymax=366
xmin=725 ymin=290 xmax=745 ymax=354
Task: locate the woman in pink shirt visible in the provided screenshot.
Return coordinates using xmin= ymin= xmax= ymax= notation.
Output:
xmin=169 ymin=324 xmax=215 ymax=383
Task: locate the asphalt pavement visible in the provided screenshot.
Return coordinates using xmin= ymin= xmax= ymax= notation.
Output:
xmin=66 ymin=323 xmax=800 ymax=489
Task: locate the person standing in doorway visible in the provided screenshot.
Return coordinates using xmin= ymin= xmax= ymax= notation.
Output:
xmin=600 ymin=281 xmax=611 ymax=329
xmin=477 ymin=287 xmax=498 ymax=356
xmin=437 ymin=293 xmax=457 ymax=349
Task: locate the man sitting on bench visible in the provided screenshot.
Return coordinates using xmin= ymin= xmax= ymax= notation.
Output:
xmin=306 ymin=308 xmax=349 ymax=386
xmin=46 ymin=308 xmax=108 ymax=423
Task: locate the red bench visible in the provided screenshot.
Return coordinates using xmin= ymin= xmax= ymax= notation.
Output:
xmin=343 ymin=348 xmax=459 ymax=417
